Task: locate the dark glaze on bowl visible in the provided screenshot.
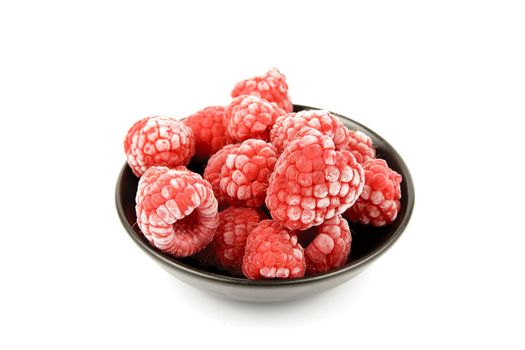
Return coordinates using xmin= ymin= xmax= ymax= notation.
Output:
xmin=115 ymin=105 xmax=415 ymax=302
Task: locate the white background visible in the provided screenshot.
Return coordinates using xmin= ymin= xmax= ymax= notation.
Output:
xmin=1 ymin=1 xmax=524 ymax=349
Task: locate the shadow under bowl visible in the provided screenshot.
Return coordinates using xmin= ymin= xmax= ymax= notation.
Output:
xmin=115 ymin=105 xmax=415 ymax=302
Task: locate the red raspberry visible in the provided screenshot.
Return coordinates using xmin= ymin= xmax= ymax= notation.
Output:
xmin=266 ymin=128 xmax=365 ymax=231
xmin=303 ymin=214 xmax=352 ymax=274
xmin=183 ymin=106 xmax=233 ymax=159
xmin=242 ymin=220 xmax=305 ymax=279
xmin=203 ymin=144 xmax=240 ymax=208
xmin=219 ymin=139 xmax=278 ymax=208
xmin=135 ymin=166 xmax=219 ymax=257
xmin=224 ymin=95 xmax=284 ymax=142
xmin=344 ymin=158 xmax=402 ymax=227
xmin=212 ymin=207 xmax=264 ymax=275
xmin=342 ymin=130 xmax=376 ymax=164
xmin=270 ymin=110 xmax=350 ymax=153
xmin=124 ymin=116 xmax=195 ymax=177
xmin=231 ymin=67 xmax=293 ymax=113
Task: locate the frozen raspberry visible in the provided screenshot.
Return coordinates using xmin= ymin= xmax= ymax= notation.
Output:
xmin=135 ymin=166 xmax=219 ymax=257
xmin=270 ymin=110 xmax=350 ymax=153
xmin=342 ymin=130 xmax=376 ymax=164
xmin=219 ymin=139 xmax=278 ymax=208
xmin=183 ymin=106 xmax=233 ymax=159
xmin=224 ymin=95 xmax=284 ymax=142
xmin=212 ymin=207 xmax=264 ymax=275
xmin=266 ymin=128 xmax=365 ymax=231
xmin=203 ymin=144 xmax=240 ymax=208
xmin=242 ymin=220 xmax=305 ymax=279
xmin=231 ymin=67 xmax=293 ymax=113
xmin=124 ymin=116 xmax=195 ymax=177
xmin=302 ymin=214 xmax=352 ymax=274
xmin=344 ymin=158 xmax=402 ymax=227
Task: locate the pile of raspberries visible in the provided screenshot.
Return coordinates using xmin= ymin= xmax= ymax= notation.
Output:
xmin=124 ymin=68 xmax=403 ymax=280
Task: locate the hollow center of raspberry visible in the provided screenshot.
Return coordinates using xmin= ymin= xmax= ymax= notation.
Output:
xmin=172 ymin=209 xmax=201 ymax=234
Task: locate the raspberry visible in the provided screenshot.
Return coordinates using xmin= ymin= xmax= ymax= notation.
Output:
xmin=266 ymin=128 xmax=365 ymax=231
xmin=224 ymin=95 xmax=284 ymax=142
xmin=342 ymin=130 xmax=376 ymax=164
xmin=302 ymin=214 xmax=352 ymax=274
xmin=242 ymin=220 xmax=305 ymax=279
xmin=211 ymin=207 xmax=264 ymax=275
xmin=124 ymin=116 xmax=195 ymax=177
xmin=135 ymin=166 xmax=219 ymax=257
xmin=183 ymin=106 xmax=233 ymax=159
xmin=344 ymin=158 xmax=402 ymax=227
xmin=270 ymin=110 xmax=350 ymax=152
xmin=231 ymin=67 xmax=293 ymax=113
xmin=203 ymin=144 xmax=240 ymax=208
xmin=219 ymin=139 xmax=278 ymax=208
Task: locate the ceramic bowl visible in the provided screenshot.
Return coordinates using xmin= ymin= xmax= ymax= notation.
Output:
xmin=115 ymin=105 xmax=415 ymax=302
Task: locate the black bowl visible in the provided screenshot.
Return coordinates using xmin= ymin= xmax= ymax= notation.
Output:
xmin=115 ymin=105 xmax=415 ymax=302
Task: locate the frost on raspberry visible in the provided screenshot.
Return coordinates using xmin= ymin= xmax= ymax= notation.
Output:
xmin=301 ymin=214 xmax=352 ymax=274
xmin=219 ymin=139 xmax=278 ymax=208
xmin=242 ymin=220 xmax=306 ymax=280
xmin=135 ymin=166 xmax=219 ymax=257
xmin=266 ymin=128 xmax=365 ymax=231
xmin=183 ymin=106 xmax=233 ymax=159
xmin=270 ymin=110 xmax=350 ymax=153
xmin=211 ymin=207 xmax=264 ymax=275
xmin=124 ymin=116 xmax=195 ymax=177
xmin=231 ymin=67 xmax=293 ymax=113
xmin=344 ymin=158 xmax=402 ymax=227
xmin=223 ymin=95 xmax=284 ymax=142
xmin=203 ymin=144 xmax=240 ymax=209
xmin=342 ymin=130 xmax=376 ymax=164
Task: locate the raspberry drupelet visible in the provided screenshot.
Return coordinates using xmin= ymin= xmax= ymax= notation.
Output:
xmin=266 ymin=128 xmax=365 ymax=231
xmin=242 ymin=220 xmax=306 ymax=280
xmin=124 ymin=116 xmax=195 ymax=177
xmin=231 ymin=67 xmax=293 ymax=113
xmin=211 ymin=207 xmax=265 ymax=275
xmin=135 ymin=166 xmax=219 ymax=257
xmin=223 ymin=95 xmax=284 ymax=142
xmin=344 ymin=158 xmax=402 ymax=227
xmin=219 ymin=139 xmax=278 ymax=208
xmin=302 ymin=214 xmax=352 ymax=274
xmin=270 ymin=109 xmax=350 ymax=153
xmin=183 ymin=106 xmax=233 ymax=159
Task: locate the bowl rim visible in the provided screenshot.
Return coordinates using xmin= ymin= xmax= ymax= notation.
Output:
xmin=115 ymin=104 xmax=415 ymax=286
